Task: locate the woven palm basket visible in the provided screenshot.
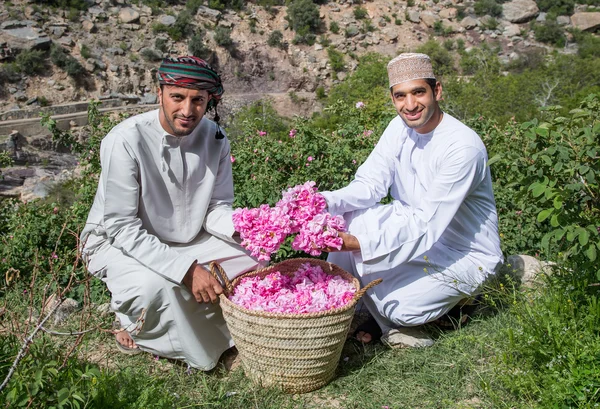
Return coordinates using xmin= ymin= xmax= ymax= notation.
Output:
xmin=211 ymin=258 xmax=381 ymax=394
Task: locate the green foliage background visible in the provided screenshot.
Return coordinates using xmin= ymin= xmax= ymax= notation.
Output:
xmin=1 ymin=47 xmax=600 ymax=407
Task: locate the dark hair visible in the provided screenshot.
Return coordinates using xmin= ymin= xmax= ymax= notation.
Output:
xmin=425 ymin=78 xmax=438 ymax=94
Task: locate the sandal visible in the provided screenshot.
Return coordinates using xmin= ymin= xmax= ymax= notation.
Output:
xmin=352 ymin=317 xmax=383 ymax=344
xmin=113 ymin=318 xmax=142 ymax=355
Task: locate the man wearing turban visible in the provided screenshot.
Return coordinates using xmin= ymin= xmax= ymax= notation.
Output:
xmin=323 ymin=53 xmax=503 ymax=347
xmin=80 ymin=56 xmax=260 ymax=369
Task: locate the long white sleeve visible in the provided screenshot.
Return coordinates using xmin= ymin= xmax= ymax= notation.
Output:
xmin=322 ymin=114 xmax=499 ymax=274
xmin=82 ymin=110 xmax=234 ymax=284
xmin=100 ymin=133 xmax=196 ymax=283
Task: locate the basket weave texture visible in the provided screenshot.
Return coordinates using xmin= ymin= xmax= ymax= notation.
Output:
xmin=211 ymin=258 xmax=380 ymax=394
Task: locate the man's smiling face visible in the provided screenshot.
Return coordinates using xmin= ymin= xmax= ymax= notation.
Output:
xmin=158 ymin=85 xmax=212 ymax=136
xmin=390 ymin=79 xmax=443 ymax=134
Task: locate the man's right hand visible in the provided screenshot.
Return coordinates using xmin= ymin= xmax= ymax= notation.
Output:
xmin=182 ymin=262 xmax=224 ymax=304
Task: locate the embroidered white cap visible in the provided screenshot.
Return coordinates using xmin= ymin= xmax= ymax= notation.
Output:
xmin=387 ymin=53 xmax=436 ymax=89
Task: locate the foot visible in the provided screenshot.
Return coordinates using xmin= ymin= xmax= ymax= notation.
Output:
xmin=381 ymin=327 xmax=435 ymax=349
xmin=352 ymin=317 xmax=383 ymax=344
xmin=116 ymin=330 xmax=138 ymax=350
xmin=113 ymin=323 xmax=141 ymax=355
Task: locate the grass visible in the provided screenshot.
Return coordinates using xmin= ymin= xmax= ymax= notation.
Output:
xmin=2 ymin=266 xmax=599 ymax=408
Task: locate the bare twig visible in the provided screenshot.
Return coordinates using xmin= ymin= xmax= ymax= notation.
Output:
xmin=0 ymin=298 xmax=64 ymax=392
xmin=39 ymin=326 xmax=99 ymax=336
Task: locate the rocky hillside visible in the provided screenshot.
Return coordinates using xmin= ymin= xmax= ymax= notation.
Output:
xmin=0 ymin=0 xmax=598 ymax=199
xmin=1 ymin=0 xmax=598 ymax=115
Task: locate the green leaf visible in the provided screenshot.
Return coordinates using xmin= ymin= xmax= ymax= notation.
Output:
xmin=578 ymin=228 xmax=589 ymax=246
xmin=550 ymin=214 xmax=560 ymax=227
xmin=587 ymin=245 xmax=597 ymax=262
xmin=535 ymin=127 xmax=549 ymax=137
xmin=537 ymin=209 xmax=553 ymax=222
xmin=540 ymin=154 xmax=552 ymax=165
xmin=553 ymin=195 xmax=563 ymax=209
xmin=57 ymin=388 xmax=70 ymax=405
xmin=486 ymin=154 xmax=501 ymax=167
xmin=530 ymin=183 xmax=546 ymax=198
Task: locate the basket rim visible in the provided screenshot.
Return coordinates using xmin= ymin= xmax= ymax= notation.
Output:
xmin=220 ymin=258 xmax=361 ymax=319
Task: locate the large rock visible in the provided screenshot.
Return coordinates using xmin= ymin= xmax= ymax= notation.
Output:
xmin=421 ymin=11 xmax=441 ymax=27
xmin=439 ymin=8 xmax=458 ymax=20
xmin=119 ymin=7 xmax=140 ymax=24
xmin=158 ymin=14 xmax=176 ymax=26
xmin=197 ymin=6 xmax=221 ymax=23
xmin=570 ymin=12 xmax=600 ymax=32
xmin=460 ymin=16 xmax=478 ymax=29
xmin=0 ymin=20 xmax=51 ymax=50
xmin=505 ymin=254 xmax=552 ymax=288
xmin=502 ymin=0 xmax=539 ymax=23
xmin=503 ymin=23 xmax=522 ymax=37
xmin=407 ymin=10 xmax=421 ymax=23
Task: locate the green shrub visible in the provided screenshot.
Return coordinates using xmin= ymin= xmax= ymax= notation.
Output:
xmin=214 ymin=26 xmax=233 ymax=47
xmin=330 ymin=21 xmax=340 ymax=34
xmin=522 ymin=96 xmax=600 ymax=275
xmin=536 ymin=0 xmax=575 ymax=16
xmin=161 ymin=10 xmax=194 ymax=41
xmin=573 ymin=30 xmax=600 ymax=58
xmin=532 ymin=20 xmax=566 ymax=46
xmin=50 ymin=45 xmax=84 ymax=78
xmin=140 ymin=48 xmax=163 ymax=62
xmin=315 ymin=85 xmax=326 ymax=99
xmin=286 ymin=0 xmax=321 ymax=44
xmin=80 ymin=44 xmax=92 ymax=59
xmin=481 ymin=16 xmax=499 ymax=30
xmin=415 ymin=40 xmax=455 ymax=77
xmin=474 ymin=0 xmax=503 ymax=16
xmin=267 ymin=30 xmax=285 ymax=49
xmin=155 ymin=37 xmax=169 ymax=53
xmin=188 ymin=32 xmax=211 ymax=58
xmin=327 ymin=46 xmax=345 ymax=72
xmin=15 ymin=49 xmax=46 ymax=75
xmin=185 ymin=0 xmax=203 ymax=14
xmin=353 ymin=6 xmax=368 ymax=19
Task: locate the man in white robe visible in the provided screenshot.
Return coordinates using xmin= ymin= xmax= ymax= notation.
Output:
xmin=80 ymin=56 xmax=260 ymax=370
xmin=323 ymin=53 xmax=503 ymax=347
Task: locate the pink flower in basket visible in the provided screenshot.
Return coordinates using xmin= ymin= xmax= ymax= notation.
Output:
xmin=229 ymin=263 xmax=356 ymax=313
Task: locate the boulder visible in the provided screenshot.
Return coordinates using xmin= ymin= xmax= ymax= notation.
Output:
xmin=556 ymin=15 xmax=571 ymax=26
xmin=503 ymin=23 xmax=522 ymax=37
xmin=460 ymin=16 xmax=478 ymax=29
xmin=119 ymin=7 xmax=140 ymax=24
xmin=158 ymin=14 xmax=176 ymax=26
xmin=502 ymin=0 xmax=539 ymax=23
xmin=570 ymin=12 xmax=600 ymax=32
xmin=505 ymin=254 xmax=552 ymax=288
xmin=421 ymin=11 xmax=441 ymax=27
xmin=407 ymin=10 xmax=421 ymax=23
xmin=0 ymin=20 xmax=51 ymax=51
xmin=197 ymin=6 xmax=221 ymax=23
xmin=439 ymin=8 xmax=458 ymax=20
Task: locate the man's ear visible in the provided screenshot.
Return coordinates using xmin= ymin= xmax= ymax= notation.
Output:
xmin=157 ymin=87 xmax=163 ymax=105
xmin=434 ymin=81 xmax=443 ymax=101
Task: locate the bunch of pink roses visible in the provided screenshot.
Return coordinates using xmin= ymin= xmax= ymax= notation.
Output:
xmin=232 ymin=204 xmax=291 ymax=261
xmin=229 ymin=262 xmax=356 ymax=313
xmin=232 ymin=181 xmax=346 ymax=261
